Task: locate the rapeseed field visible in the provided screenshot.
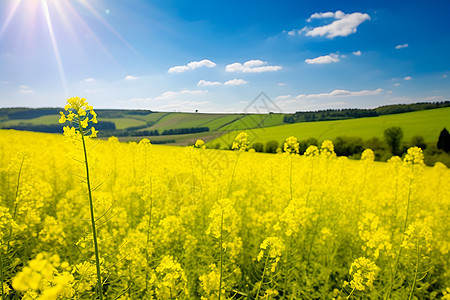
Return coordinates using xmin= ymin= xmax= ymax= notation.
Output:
xmin=0 ymin=98 xmax=449 ymax=299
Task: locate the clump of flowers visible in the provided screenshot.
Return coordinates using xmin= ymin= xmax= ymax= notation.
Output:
xmin=304 ymin=145 xmax=319 ymax=157
xmin=344 ymin=257 xmax=380 ymax=294
xmin=284 ymin=136 xmax=299 ymax=155
xmin=403 ymin=146 xmax=424 ymax=165
xmin=361 ymin=148 xmax=375 ymax=162
xmin=199 ymin=264 xmax=221 ymax=299
xmin=194 ymin=139 xmax=206 ymax=149
xmin=59 ymin=96 xmax=98 ymax=139
xmin=358 ymin=213 xmax=392 ymax=258
xmin=401 ymin=221 xmax=432 ymax=255
xmin=257 ymin=237 xmax=285 ymax=272
xmin=12 ymin=253 xmax=74 ymax=299
xmin=155 ymin=255 xmax=188 ymax=298
xmin=232 ymin=132 xmax=249 ymax=152
xmin=320 ymin=140 xmax=336 ymax=158
xmin=206 ymin=198 xmax=238 ymax=239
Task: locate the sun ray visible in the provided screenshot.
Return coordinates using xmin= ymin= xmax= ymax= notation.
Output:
xmin=77 ymin=0 xmax=145 ymax=61
xmin=64 ymin=0 xmax=126 ymax=72
xmin=41 ymin=0 xmax=68 ymax=97
xmin=0 ymin=0 xmax=23 ymax=38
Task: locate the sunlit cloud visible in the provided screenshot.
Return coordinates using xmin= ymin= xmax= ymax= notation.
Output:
xmin=18 ymin=85 xmax=34 ymax=93
xmin=168 ymin=59 xmax=216 ymax=73
xmin=303 ymin=11 xmax=371 ymax=38
xmin=295 ymin=88 xmax=383 ymax=99
xmin=225 ymin=60 xmax=282 ymax=73
xmin=353 ymin=51 xmax=362 ymax=56
xmin=224 ymin=79 xmax=248 ymax=86
xmin=305 ymin=53 xmax=340 ymax=64
xmin=83 ymin=78 xmax=96 ymax=82
xmin=155 ymin=89 xmax=208 ymax=101
xmin=197 ymin=80 xmax=221 ymax=86
xmin=125 ymin=75 xmax=138 ymax=80
xmin=404 ymin=76 xmax=412 ymax=80
xmin=395 ymin=44 xmax=409 ymax=49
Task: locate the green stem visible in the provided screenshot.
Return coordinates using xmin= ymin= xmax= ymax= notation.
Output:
xmin=255 ymin=250 xmax=270 ymax=300
xmin=391 ymin=164 xmax=414 ymax=296
xmin=145 ymin=179 xmax=154 ymax=295
xmin=408 ymin=239 xmax=420 ymax=300
xmin=6 ymin=156 xmax=25 ymax=253
xmin=78 ymin=118 xmax=103 ymax=300
xmin=1 ymin=250 xmax=4 ymax=300
xmin=306 ymin=158 xmax=314 ymax=208
xmin=227 ymin=152 xmax=240 ymax=197
xmin=218 ymin=210 xmax=224 ymax=300
xmin=289 ymin=156 xmax=293 ymax=201
xmin=347 ymin=287 xmax=356 ymax=299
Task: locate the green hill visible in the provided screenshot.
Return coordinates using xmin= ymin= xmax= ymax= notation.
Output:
xmin=209 ymin=107 xmax=450 ymax=147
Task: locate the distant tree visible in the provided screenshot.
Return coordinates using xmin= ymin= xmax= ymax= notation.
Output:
xmin=298 ymin=138 xmax=318 ymax=154
xmin=265 ymin=140 xmax=279 ymax=153
xmin=334 ymin=136 xmax=364 ymax=156
xmin=384 ymin=126 xmax=403 ymax=155
xmin=437 ymin=128 xmax=450 ymax=152
xmin=410 ymin=135 xmax=427 ymax=150
xmin=252 ymin=142 xmax=264 ymax=152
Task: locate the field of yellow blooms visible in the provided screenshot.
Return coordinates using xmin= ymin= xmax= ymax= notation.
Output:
xmin=1 ymin=100 xmax=450 ymax=299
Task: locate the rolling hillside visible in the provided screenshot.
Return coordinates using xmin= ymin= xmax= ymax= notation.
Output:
xmin=208 ymin=107 xmax=450 ymax=147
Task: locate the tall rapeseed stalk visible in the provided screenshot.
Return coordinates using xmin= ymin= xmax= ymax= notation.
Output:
xmin=59 ymin=97 xmax=103 ymax=300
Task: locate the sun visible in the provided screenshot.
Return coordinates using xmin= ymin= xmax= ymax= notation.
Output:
xmin=0 ymin=0 xmax=138 ymax=96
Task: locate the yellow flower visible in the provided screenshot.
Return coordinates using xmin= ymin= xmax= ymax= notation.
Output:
xmin=58 ymin=112 xmax=66 ymax=124
xmin=90 ymin=126 xmax=98 ymax=138
xmin=231 ymin=131 xmax=249 ymax=151
xmin=284 ymin=136 xmax=299 ymax=155
xmin=348 ymin=257 xmax=379 ymax=291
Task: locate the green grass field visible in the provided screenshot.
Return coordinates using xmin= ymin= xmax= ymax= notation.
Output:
xmin=1 ymin=114 xmax=59 ymax=126
xmin=208 ymin=107 xmax=450 ymax=147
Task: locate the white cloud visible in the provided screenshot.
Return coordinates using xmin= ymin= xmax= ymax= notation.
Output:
xmin=275 ymin=95 xmax=292 ymax=100
xmin=395 ymin=44 xmax=409 ymax=49
xmin=155 ymin=100 xmax=211 ymax=110
xmin=197 ymin=80 xmax=221 ymax=86
xmin=125 ymin=75 xmax=138 ymax=80
xmin=278 ymin=82 xmax=287 ymax=86
xmin=307 ymin=10 xmax=346 ymax=22
xmin=295 ymin=88 xmax=383 ymax=99
xmin=353 ymin=50 xmax=362 ymax=56
xmin=168 ymin=59 xmax=216 ymax=73
xmin=224 ymin=79 xmax=248 ymax=86
xmin=393 ymin=83 xmax=401 ymax=86
xmin=305 ymin=53 xmax=340 ymax=64
xmin=305 ymin=11 xmax=371 ymax=38
xmin=83 ymin=78 xmax=96 ymax=82
xmin=404 ymin=76 xmax=412 ymax=80
xmin=225 ymin=60 xmax=282 ymax=73
xmin=155 ymin=89 xmax=208 ymax=101
xmin=18 ymin=85 xmax=34 ymax=93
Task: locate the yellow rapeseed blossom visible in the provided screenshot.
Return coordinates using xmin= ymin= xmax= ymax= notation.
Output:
xmin=320 ymin=140 xmax=336 ymax=158
xmin=304 ymin=145 xmax=319 ymax=157
xmin=361 ymin=148 xmax=375 ymax=161
xmin=284 ymin=136 xmax=299 ymax=155
xmin=346 ymin=257 xmax=380 ymax=292
xmin=257 ymin=237 xmax=285 ymax=272
xmin=194 ymin=139 xmax=206 ymax=149
xmin=403 ymin=146 xmax=424 ymax=165
xmin=232 ymin=131 xmax=249 ymax=151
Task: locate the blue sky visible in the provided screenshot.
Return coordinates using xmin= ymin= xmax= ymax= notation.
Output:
xmin=0 ymin=0 xmax=449 ymax=113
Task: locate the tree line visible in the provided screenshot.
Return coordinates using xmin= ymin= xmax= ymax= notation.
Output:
xmin=283 ymin=101 xmax=450 ymax=124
